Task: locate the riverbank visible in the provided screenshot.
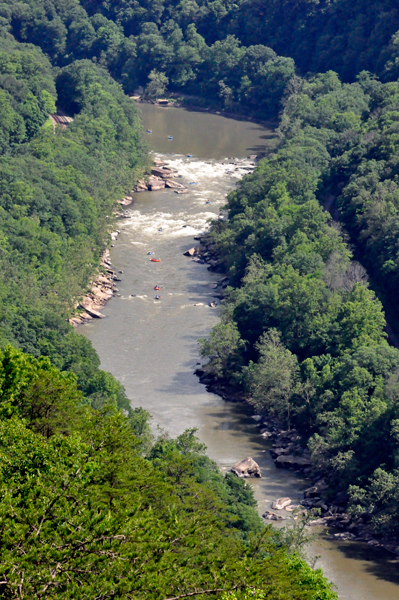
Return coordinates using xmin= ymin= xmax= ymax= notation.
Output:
xmin=69 ymin=247 xmax=118 ymax=327
xmin=188 ymin=233 xmax=399 ymax=559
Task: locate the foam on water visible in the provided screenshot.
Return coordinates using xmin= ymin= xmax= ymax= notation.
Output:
xmin=125 ymin=209 xmax=215 ymax=239
xmin=160 ymin=154 xmax=255 ymax=200
xmin=122 ymin=154 xmax=254 ymax=239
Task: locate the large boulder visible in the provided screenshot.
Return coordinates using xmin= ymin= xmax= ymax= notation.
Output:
xmin=148 ymin=176 xmax=166 ymax=191
xmin=79 ymin=303 xmax=105 ymax=319
xmin=184 ymin=246 xmax=199 ymax=257
xmin=231 ymin=457 xmax=261 ymax=478
xmin=165 ymin=179 xmax=184 ymax=189
xmin=271 ymin=497 xmax=291 ymax=510
xmin=133 ymin=179 xmax=148 ymax=192
xmin=151 ymin=167 xmax=175 ymax=179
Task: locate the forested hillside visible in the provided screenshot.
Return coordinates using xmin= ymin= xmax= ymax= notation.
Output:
xmin=201 ymin=71 xmax=399 ymax=534
xmin=0 ymin=1 xmax=341 ymax=597
xmin=0 ymin=0 xmax=297 ymax=118
xmin=0 ymin=27 xmax=147 ymax=410
xmin=3 ymin=0 xmax=399 ymax=118
xmin=0 ymin=346 xmax=337 ymax=598
xmin=2 ymin=0 xmax=399 ymax=593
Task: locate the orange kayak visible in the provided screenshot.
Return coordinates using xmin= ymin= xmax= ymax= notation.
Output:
xmin=154 ymin=286 xmax=161 ymax=290
xmin=150 ymin=258 xmax=161 ymax=262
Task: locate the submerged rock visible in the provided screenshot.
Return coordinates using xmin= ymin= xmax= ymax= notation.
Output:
xmin=275 ymin=454 xmax=312 ymax=469
xmin=263 ymin=510 xmax=285 ymax=521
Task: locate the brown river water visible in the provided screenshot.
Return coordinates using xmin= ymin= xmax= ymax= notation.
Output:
xmin=81 ymin=103 xmax=399 ymax=599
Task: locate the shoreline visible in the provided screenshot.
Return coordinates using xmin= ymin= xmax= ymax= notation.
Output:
xmin=69 ymin=245 xmax=119 ymax=327
xmin=68 ymin=158 xmax=189 ymax=328
xmin=187 ymin=233 xmax=399 ymax=559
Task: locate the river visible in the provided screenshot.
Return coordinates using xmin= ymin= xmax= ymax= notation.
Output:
xmin=81 ymin=103 xmax=399 ymax=599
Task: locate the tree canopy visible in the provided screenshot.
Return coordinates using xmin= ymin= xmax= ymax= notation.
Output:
xmin=0 ymin=346 xmax=338 ymax=599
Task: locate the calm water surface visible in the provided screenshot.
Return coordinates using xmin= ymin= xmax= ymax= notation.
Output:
xmin=82 ymin=104 xmax=399 ymax=599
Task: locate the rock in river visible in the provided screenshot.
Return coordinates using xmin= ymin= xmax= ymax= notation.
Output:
xmin=184 ymin=246 xmax=199 ymax=256
xmin=263 ymin=511 xmax=285 ymax=521
xmin=271 ymin=497 xmax=291 ymax=510
xmin=148 ymin=176 xmax=166 ymax=191
xmin=165 ymin=179 xmax=185 ymax=189
xmin=231 ymin=457 xmax=261 ymax=478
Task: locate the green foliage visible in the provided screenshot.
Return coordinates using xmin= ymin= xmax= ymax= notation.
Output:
xmin=145 ymin=68 xmax=169 ymax=98
xmin=2 ymin=0 xmax=399 ymax=123
xmin=3 ymin=0 xmax=399 ymax=570
xmin=201 ymin=66 xmax=399 ymax=535
xmin=246 ymin=329 xmax=299 ymax=427
xmin=0 ymin=349 xmax=338 ymax=599
xmin=0 ymin=0 xmax=296 ymax=119
xmin=0 ymin=36 xmax=146 ymax=410
xmin=199 ymin=321 xmax=245 ymax=378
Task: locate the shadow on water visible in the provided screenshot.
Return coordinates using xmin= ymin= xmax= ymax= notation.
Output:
xmin=156 ymin=369 xmax=204 ymax=396
xmin=324 ymin=537 xmax=399 ymax=585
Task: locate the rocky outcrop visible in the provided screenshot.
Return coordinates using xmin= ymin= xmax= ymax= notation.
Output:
xmin=165 ymin=179 xmax=185 ymax=189
xmin=79 ymin=304 xmax=106 ymax=319
xmin=182 ymin=232 xmax=225 ymax=273
xmin=118 ymin=196 xmax=133 ymax=206
xmin=132 ymin=161 xmax=186 ymax=193
xmin=132 ymin=179 xmax=148 ymax=192
xmin=69 ymin=240 xmax=119 ymax=328
xmin=148 ymin=176 xmax=166 ymax=191
xmin=231 ymin=457 xmax=261 ymax=478
xmin=151 ymin=166 xmax=177 ymax=179
xmin=184 ymin=246 xmax=200 ymax=257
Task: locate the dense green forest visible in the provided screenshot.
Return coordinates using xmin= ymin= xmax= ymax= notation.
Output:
xmin=0 ymin=1 xmax=340 ymax=597
xmin=3 ymin=0 xmax=399 ymax=119
xmin=3 ymin=0 xmax=399 ymax=593
xmin=201 ymin=70 xmax=399 ymax=535
xmin=0 ymin=28 xmax=147 ymax=411
xmin=0 ymin=346 xmax=338 ymax=598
